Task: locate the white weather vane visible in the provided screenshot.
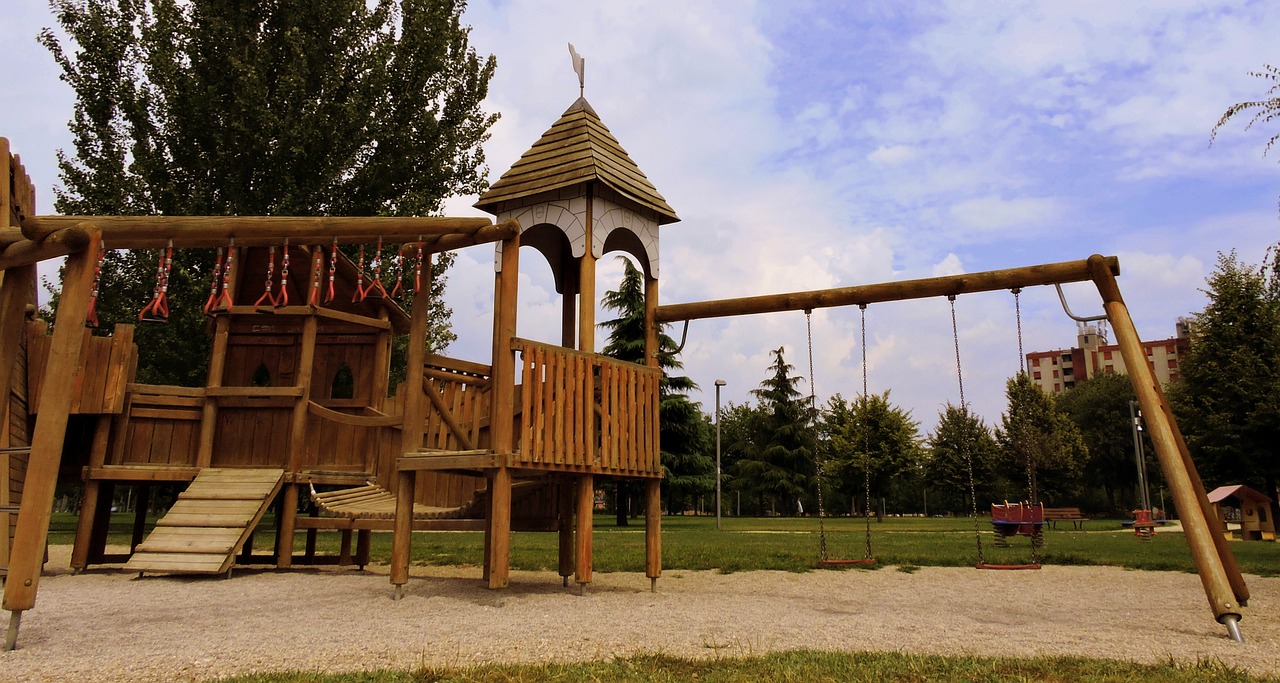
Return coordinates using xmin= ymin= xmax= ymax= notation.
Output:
xmin=568 ymin=43 xmax=585 ymax=97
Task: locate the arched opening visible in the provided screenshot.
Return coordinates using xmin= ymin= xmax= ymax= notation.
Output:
xmin=330 ymin=363 xmax=355 ymax=399
xmin=250 ymin=362 xmax=272 ymax=387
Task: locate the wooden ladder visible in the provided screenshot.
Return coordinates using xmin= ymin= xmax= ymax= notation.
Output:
xmin=124 ymin=468 xmax=285 ymax=576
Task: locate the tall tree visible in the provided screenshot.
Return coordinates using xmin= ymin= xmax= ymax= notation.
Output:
xmin=730 ymin=347 xmax=816 ymax=516
xmin=1057 ymin=372 xmax=1143 ymax=513
xmin=1172 ymin=251 xmax=1280 ymax=523
xmin=41 ymin=0 xmax=497 ymax=384
xmin=599 ymin=257 xmax=713 ymax=521
xmin=996 ymin=374 xmax=1088 ymax=505
xmin=926 ymin=403 xmax=1002 ymax=516
xmin=819 ymin=392 xmax=923 ymax=518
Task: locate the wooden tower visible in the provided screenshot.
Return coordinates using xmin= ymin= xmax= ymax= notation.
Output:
xmin=474 ymin=95 xmax=678 ymax=589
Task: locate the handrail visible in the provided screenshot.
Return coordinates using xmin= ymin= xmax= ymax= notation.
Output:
xmin=307 ymin=401 xmax=402 ymax=428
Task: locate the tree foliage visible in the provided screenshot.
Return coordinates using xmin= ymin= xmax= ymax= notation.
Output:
xmin=926 ymin=403 xmax=1001 ymax=516
xmin=599 ymin=257 xmax=712 ymax=518
xmin=1212 ymin=64 xmax=1280 ymax=212
xmin=819 ymin=392 xmax=923 ymax=516
xmin=1056 ymin=372 xmax=1143 ymax=513
xmin=41 ymin=0 xmax=497 ymax=383
xmin=996 ymin=373 xmax=1088 ymax=505
xmin=727 ymin=347 xmax=817 ymax=516
xmin=1172 ymin=251 xmax=1280 ymax=521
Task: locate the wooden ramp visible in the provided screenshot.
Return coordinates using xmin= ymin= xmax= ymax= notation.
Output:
xmin=125 ymin=468 xmax=285 ymax=576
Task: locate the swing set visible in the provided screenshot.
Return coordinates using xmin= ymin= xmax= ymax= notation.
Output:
xmin=653 ymin=255 xmax=1251 ymax=642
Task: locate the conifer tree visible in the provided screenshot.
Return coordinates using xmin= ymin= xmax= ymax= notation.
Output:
xmin=926 ymin=403 xmax=1001 ymax=516
xmin=731 ymin=347 xmax=816 ymax=516
xmin=599 ymin=257 xmax=712 ymax=520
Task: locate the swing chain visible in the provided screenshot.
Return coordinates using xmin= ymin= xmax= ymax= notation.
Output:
xmin=859 ymin=303 xmax=873 ymax=559
xmin=1012 ymin=288 xmax=1041 ymax=562
xmin=276 ymin=239 xmax=290 ymax=308
xmin=324 ymin=238 xmax=338 ymax=304
xmin=806 ymin=310 xmax=828 ymax=562
xmin=254 ymin=245 xmax=277 ymax=312
xmin=414 ymin=238 xmax=424 ymax=293
xmin=138 ymin=240 xmax=173 ymax=323
xmin=85 ymin=242 xmax=106 ymax=328
xmin=950 ymin=295 xmax=985 ymax=566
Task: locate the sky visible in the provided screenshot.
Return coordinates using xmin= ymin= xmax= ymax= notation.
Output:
xmin=4 ymin=1 xmax=1279 ymax=432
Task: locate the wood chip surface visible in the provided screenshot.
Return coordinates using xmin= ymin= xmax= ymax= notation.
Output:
xmin=3 ymin=546 xmax=1278 ymax=682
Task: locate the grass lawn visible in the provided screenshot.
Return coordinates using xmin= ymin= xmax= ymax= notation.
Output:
xmin=213 ymin=651 xmax=1277 ymax=683
xmin=48 ymin=511 xmax=1280 ymax=576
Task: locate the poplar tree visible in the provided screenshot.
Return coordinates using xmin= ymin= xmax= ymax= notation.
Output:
xmin=40 ymin=0 xmax=497 ymax=384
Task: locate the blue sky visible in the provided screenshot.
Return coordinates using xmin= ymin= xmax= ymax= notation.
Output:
xmin=4 ymin=1 xmax=1279 ymax=430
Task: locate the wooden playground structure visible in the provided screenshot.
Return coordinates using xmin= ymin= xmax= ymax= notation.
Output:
xmin=0 ymin=93 xmax=1253 ymax=649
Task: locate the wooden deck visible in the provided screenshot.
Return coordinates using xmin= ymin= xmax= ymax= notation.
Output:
xmin=124 ymin=468 xmax=284 ymax=575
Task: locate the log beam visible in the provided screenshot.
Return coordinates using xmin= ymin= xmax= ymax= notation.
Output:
xmin=654 ymin=256 xmax=1120 ymax=323
xmin=0 ymin=226 xmax=92 ymax=271
xmin=22 ymin=215 xmax=519 ymax=251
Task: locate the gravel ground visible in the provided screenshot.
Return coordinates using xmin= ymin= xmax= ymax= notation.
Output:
xmin=2 ymin=546 xmax=1278 ymax=682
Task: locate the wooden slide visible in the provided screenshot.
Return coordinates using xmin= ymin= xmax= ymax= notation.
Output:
xmin=124 ymin=468 xmax=285 ymax=576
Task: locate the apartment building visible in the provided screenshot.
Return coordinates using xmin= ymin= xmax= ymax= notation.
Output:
xmin=1025 ymin=319 xmax=1192 ymax=395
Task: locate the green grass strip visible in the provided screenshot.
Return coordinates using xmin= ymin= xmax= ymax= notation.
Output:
xmin=215 ymin=651 xmax=1278 ymax=683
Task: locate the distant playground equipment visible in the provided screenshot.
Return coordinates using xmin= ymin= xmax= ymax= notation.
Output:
xmin=0 ymin=88 xmax=1252 ymax=648
xmin=1208 ymin=485 xmax=1275 ymax=542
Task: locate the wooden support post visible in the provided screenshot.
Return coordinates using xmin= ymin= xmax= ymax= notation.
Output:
xmin=3 ymin=228 xmax=99 ymax=650
xmin=86 ymin=482 xmax=114 ymax=565
xmin=0 ymin=265 xmax=35 ymax=430
xmin=276 ymin=314 xmax=317 ymax=569
xmin=196 ymin=247 xmax=238 ymax=468
xmin=130 ymin=485 xmax=150 ymax=551
xmin=356 ymin=529 xmax=371 ymax=569
xmin=576 ymin=474 xmax=594 ymax=590
xmin=1089 ymin=255 xmax=1245 ymax=637
xmin=390 ymin=470 xmax=415 ymax=596
xmin=486 ymin=234 xmax=520 ymax=589
xmin=578 ymin=186 xmax=596 ymax=353
xmin=69 ymin=481 xmax=100 ymax=572
xmin=558 ymin=477 xmax=575 ymax=585
xmin=645 ymin=478 xmax=662 ymax=590
xmin=486 ymin=466 xmax=512 ymax=589
xmin=274 ymin=484 xmax=298 ymax=569
xmin=390 ymin=254 xmax=433 ymax=594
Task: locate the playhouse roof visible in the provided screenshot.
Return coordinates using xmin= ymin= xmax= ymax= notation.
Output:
xmin=474 ymin=97 xmax=679 ymax=224
xmin=1207 ymin=485 xmax=1273 ymax=505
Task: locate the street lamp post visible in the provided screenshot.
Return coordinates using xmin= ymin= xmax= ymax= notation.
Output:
xmin=715 ymin=379 xmax=726 ymax=531
xmin=1130 ymin=400 xmax=1151 ymax=511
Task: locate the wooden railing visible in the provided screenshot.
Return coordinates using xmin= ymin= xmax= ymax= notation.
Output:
xmin=420 ymin=354 xmax=492 ymax=452
xmin=512 ymin=339 xmax=661 ymax=477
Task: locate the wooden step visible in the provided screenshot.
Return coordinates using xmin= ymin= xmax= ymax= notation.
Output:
xmin=125 ymin=468 xmax=284 ymax=575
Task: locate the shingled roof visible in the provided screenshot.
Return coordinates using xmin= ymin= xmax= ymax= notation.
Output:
xmin=475 ymin=97 xmax=678 ymax=224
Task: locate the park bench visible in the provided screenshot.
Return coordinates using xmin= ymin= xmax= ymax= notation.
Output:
xmin=1043 ymin=506 xmax=1087 ymax=530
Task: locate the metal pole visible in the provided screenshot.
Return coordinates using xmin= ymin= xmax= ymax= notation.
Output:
xmin=715 ymin=379 xmax=725 ymax=531
xmin=1130 ymin=400 xmax=1151 ymax=511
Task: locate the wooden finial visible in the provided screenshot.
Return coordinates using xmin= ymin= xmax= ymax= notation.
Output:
xmin=568 ymin=43 xmax=585 ymax=97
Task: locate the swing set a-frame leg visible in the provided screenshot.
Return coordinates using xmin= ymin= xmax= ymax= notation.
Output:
xmin=1090 ymin=255 xmax=1247 ymax=643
